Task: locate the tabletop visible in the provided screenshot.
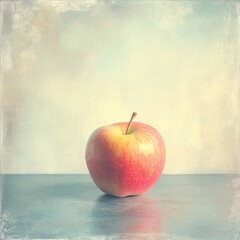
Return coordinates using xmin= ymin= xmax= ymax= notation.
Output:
xmin=1 ymin=174 xmax=239 ymax=240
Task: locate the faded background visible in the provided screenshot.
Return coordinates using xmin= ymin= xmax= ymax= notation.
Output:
xmin=1 ymin=0 xmax=239 ymax=174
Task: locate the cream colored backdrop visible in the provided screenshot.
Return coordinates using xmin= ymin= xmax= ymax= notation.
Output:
xmin=1 ymin=1 xmax=239 ymax=174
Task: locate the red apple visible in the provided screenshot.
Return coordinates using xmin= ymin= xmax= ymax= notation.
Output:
xmin=85 ymin=112 xmax=165 ymax=197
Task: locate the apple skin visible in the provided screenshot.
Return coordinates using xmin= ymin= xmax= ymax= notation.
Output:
xmin=85 ymin=122 xmax=165 ymax=197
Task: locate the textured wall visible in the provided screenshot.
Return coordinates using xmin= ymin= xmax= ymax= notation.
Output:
xmin=1 ymin=0 xmax=239 ymax=173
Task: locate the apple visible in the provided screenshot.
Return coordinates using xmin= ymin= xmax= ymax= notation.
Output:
xmin=85 ymin=112 xmax=165 ymax=197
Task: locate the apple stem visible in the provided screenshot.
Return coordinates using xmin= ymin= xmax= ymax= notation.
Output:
xmin=126 ymin=112 xmax=137 ymax=135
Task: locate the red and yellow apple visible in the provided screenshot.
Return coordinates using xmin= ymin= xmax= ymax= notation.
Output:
xmin=85 ymin=112 xmax=165 ymax=197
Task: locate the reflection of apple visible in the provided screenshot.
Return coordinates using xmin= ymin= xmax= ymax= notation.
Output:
xmin=85 ymin=112 xmax=165 ymax=197
xmin=90 ymin=194 xmax=162 ymax=237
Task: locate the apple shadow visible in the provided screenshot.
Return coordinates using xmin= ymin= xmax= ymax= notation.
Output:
xmin=89 ymin=194 xmax=163 ymax=237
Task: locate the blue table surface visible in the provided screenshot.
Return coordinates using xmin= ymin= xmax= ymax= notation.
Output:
xmin=1 ymin=174 xmax=240 ymax=240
